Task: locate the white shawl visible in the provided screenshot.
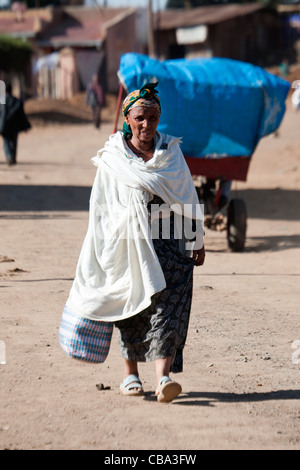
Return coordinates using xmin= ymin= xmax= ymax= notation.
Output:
xmin=66 ymin=131 xmax=204 ymax=322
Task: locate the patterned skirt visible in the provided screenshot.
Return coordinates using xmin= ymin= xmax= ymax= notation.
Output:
xmin=115 ymin=198 xmax=195 ymax=373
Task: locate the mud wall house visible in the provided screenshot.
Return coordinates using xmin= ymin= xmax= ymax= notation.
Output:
xmin=35 ymin=6 xmax=148 ymax=98
xmin=154 ymin=4 xmax=283 ymax=66
xmin=105 ymin=8 xmax=148 ymax=93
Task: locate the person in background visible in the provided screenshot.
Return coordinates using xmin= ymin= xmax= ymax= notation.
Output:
xmin=0 ymin=82 xmax=31 ymax=165
xmin=86 ymin=74 xmax=104 ymax=129
xmin=292 ymin=81 xmax=300 ymax=111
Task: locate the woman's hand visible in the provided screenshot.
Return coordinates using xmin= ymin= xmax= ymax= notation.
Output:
xmin=192 ymin=246 xmax=205 ymax=266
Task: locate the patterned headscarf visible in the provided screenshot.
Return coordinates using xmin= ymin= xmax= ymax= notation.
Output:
xmin=122 ymin=82 xmax=161 ymax=138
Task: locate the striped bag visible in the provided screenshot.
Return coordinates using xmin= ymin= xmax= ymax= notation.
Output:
xmin=59 ymin=305 xmax=113 ymax=363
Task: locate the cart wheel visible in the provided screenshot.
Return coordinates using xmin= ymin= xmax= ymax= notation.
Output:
xmin=227 ymin=198 xmax=247 ymax=252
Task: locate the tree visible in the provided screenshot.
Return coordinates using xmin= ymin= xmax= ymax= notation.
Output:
xmin=0 ymin=35 xmax=33 ymax=73
xmin=166 ymin=0 xmax=186 ymax=7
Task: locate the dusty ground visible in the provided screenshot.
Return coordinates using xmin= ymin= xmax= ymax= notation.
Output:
xmin=0 ymin=93 xmax=299 ymax=451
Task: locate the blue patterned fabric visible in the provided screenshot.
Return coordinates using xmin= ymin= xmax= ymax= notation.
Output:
xmin=59 ymin=305 xmax=113 ymax=363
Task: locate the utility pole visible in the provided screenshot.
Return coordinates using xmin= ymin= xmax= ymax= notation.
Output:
xmin=147 ymin=0 xmax=155 ymax=57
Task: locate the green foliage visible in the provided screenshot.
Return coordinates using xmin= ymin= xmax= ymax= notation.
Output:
xmin=24 ymin=0 xmax=62 ymax=7
xmin=166 ymin=0 xmax=186 ymax=7
xmin=166 ymin=0 xmax=208 ymax=7
xmin=0 ymin=35 xmax=33 ymax=73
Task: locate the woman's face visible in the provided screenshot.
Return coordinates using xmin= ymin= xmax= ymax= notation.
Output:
xmin=125 ymin=106 xmax=160 ymax=144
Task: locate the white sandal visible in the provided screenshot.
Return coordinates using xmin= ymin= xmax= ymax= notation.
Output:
xmin=156 ymin=376 xmax=182 ymax=403
xmin=120 ymin=374 xmax=144 ymax=396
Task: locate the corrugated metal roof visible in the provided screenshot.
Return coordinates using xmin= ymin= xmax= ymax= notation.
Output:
xmin=38 ymin=7 xmax=136 ymax=48
xmin=38 ymin=17 xmax=104 ymax=48
xmin=0 ymin=9 xmax=51 ymax=37
xmin=0 ymin=16 xmax=36 ymax=37
xmin=0 ymin=7 xmax=136 ymax=45
xmin=154 ymin=4 xmax=266 ymax=30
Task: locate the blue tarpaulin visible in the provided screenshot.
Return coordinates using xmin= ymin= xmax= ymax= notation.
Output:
xmin=118 ymin=53 xmax=290 ymax=164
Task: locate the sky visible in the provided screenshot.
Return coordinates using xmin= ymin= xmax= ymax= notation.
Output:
xmin=90 ymin=0 xmax=168 ymax=11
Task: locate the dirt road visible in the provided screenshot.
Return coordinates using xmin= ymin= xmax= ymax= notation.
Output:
xmin=0 ymin=99 xmax=299 ymax=450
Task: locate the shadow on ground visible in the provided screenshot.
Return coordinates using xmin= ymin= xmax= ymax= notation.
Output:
xmin=0 ymin=184 xmax=91 ymax=212
xmin=0 ymin=186 xmax=299 ymax=218
xmin=230 ymin=188 xmax=299 ymax=221
xmin=144 ymin=389 xmax=300 ymax=406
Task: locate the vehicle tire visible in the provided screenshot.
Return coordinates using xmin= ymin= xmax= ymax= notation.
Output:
xmin=227 ymin=198 xmax=247 ymax=252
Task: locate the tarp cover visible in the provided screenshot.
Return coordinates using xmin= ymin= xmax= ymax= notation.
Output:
xmin=118 ymin=53 xmax=290 ymax=160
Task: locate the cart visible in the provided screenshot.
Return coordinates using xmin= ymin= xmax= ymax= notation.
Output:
xmin=116 ymin=54 xmax=290 ymax=251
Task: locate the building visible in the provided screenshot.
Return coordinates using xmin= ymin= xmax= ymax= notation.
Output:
xmin=0 ymin=6 xmax=148 ymax=97
xmin=36 ymin=6 xmax=148 ymax=95
xmin=154 ymin=4 xmax=284 ymax=66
